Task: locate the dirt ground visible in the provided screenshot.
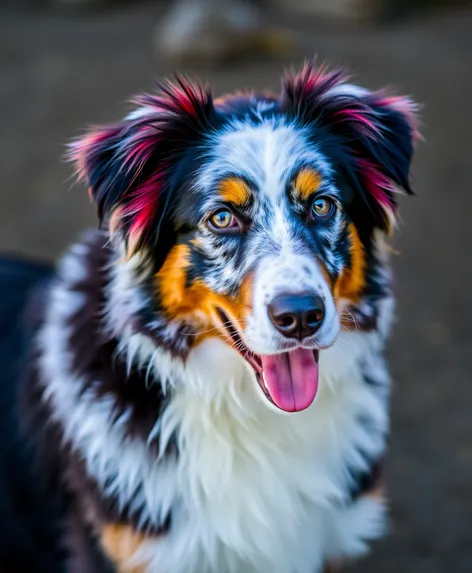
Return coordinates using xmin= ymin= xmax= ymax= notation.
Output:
xmin=1 ymin=1 xmax=471 ymax=571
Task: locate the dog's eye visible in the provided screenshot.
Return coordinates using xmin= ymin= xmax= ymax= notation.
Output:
xmin=207 ymin=209 xmax=240 ymax=233
xmin=312 ymin=197 xmax=335 ymax=218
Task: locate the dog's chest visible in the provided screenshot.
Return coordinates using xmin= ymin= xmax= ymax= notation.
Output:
xmin=137 ymin=363 xmax=388 ymax=573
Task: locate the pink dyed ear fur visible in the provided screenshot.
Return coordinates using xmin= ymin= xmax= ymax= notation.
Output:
xmin=68 ymin=77 xmax=214 ymax=256
xmin=282 ymin=61 xmax=419 ymax=232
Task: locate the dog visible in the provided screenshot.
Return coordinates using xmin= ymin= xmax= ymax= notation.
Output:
xmin=0 ymin=62 xmax=418 ymax=572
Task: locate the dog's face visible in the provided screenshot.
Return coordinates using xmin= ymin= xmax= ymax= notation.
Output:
xmin=72 ymin=64 xmax=417 ymax=413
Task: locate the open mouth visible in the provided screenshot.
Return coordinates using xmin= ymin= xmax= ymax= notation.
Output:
xmin=216 ymin=309 xmax=319 ymax=413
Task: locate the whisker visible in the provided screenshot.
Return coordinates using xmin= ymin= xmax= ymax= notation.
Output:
xmin=180 ymin=316 xmax=249 ymax=339
xmin=342 ymin=307 xmax=359 ymax=330
xmin=181 ymin=327 xmax=220 ymax=337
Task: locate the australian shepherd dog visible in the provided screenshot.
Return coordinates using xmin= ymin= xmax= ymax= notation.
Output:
xmin=0 ymin=62 xmax=418 ymax=572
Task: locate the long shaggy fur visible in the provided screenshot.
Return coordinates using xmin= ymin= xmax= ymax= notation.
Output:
xmin=0 ymin=61 xmax=418 ymax=573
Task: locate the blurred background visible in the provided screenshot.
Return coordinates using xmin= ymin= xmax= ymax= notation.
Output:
xmin=1 ymin=0 xmax=471 ymax=571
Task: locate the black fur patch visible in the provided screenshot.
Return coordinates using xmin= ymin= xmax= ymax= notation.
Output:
xmin=24 ymin=233 xmax=175 ymax=535
xmin=0 ymin=257 xmax=67 ymax=571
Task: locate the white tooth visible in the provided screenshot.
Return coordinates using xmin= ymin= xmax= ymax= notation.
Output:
xmin=262 ymin=372 xmax=269 ymax=392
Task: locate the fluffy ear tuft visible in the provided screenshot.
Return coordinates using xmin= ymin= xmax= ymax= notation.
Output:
xmin=281 ymin=60 xmax=420 ymax=233
xmin=68 ymin=76 xmax=214 ymax=258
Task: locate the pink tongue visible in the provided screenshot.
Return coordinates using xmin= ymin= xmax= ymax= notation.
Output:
xmin=260 ymin=348 xmax=319 ymax=413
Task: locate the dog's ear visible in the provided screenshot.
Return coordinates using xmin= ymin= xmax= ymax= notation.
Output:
xmin=69 ymin=77 xmax=215 ymax=262
xmin=281 ymin=61 xmax=419 ymax=233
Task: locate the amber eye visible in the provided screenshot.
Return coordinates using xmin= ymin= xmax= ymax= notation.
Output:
xmin=207 ymin=209 xmax=240 ymax=232
xmin=312 ymin=197 xmax=335 ymax=218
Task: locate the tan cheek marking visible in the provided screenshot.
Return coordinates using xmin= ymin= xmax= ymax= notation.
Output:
xmin=219 ymin=177 xmax=251 ymax=206
xmin=334 ymin=223 xmax=366 ymax=304
xmin=157 ymin=244 xmax=226 ymax=324
xmin=100 ymin=524 xmax=152 ymax=573
xmin=156 ymin=246 xmax=254 ymax=343
xmin=178 ymin=274 xmax=253 ymax=340
xmin=189 ymin=272 xmax=255 ymax=346
xmin=157 ymin=244 xmax=193 ymax=315
xmin=293 ymin=168 xmax=322 ymax=201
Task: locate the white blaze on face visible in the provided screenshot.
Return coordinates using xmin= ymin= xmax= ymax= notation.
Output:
xmin=246 ymin=253 xmax=339 ymax=355
xmin=197 ymin=118 xmax=340 ymax=356
xmin=200 ymin=118 xmax=332 ymax=204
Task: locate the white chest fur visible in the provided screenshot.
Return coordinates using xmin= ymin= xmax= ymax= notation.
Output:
xmin=40 ymin=245 xmax=391 ymax=572
xmin=134 ymin=333 xmax=389 ymax=573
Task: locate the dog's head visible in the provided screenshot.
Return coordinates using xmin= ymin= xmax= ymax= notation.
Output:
xmin=71 ymin=63 xmax=417 ymax=413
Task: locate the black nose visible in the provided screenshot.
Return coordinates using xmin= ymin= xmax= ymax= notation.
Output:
xmin=268 ymin=292 xmax=325 ymax=340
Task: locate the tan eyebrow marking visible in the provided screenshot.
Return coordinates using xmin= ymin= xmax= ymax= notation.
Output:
xmin=293 ymin=168 xmax=322 ymax=201
xmin=219 ymin=177 xmax=252 ymax=206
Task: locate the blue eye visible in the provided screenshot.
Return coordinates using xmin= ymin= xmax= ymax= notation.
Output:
xmin=207 ymin=209 xmax=241 ymax=233
xmin=211 ymin=210 xmax=232 ymax=228
xmin=312 ymin=197 xmax=335 ymax=218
